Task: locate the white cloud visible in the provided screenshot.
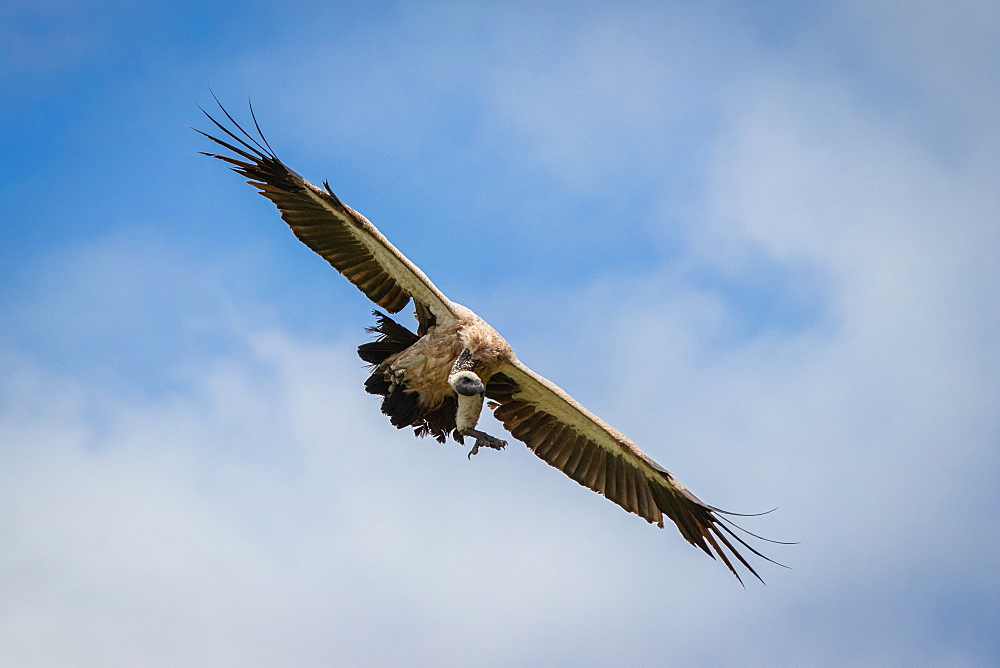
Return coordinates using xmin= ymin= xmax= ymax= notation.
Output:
xmin=0 ymin=325 xmax=772 ymax=666
xmin=487 ymin=4 xmax=729 ymax=188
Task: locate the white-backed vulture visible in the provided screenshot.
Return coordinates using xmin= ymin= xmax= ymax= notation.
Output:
xmin=195 ymin=99 xmax=786 ymax=584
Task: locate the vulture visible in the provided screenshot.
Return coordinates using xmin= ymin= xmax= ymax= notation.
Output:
xmin=195 ymin=99 xmax=785 ymax=584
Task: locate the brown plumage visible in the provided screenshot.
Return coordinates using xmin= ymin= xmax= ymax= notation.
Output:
xmin=194 ymin=98 xmax=788 ymax=584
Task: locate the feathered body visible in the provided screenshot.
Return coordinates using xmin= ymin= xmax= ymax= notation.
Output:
xmin=360 ymin=305 xmax=512 ymax=441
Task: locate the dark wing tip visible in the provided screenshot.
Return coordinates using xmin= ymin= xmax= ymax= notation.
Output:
xmin=192 ymin=93 xmax=278 ymax=165
xmin=194 ymin=95 xmax=418 ymax=315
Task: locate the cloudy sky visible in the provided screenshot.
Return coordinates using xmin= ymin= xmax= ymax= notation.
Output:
xmin=2 ymin=1 xmax=998 ymax=665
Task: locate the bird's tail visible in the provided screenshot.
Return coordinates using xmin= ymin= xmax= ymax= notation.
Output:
xmin=358 ymin=311 xmax=457 ymax=443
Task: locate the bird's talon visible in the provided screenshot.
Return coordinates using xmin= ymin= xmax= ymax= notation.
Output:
xmin=464 ymin=430 xmax=506 ymax=459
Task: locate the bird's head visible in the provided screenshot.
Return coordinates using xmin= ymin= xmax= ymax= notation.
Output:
xmin=449 ymin=370 xmax=485 ymax=396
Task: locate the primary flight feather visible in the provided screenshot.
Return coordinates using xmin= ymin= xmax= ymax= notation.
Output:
xmin=195 ymin=98 xmax=785 ymax=584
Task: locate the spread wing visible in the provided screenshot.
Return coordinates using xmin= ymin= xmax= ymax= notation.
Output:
xmin=486 ymin=359 xmax=783 ymax=584
xmin=193 ymin=99 xmax=456 ymax=322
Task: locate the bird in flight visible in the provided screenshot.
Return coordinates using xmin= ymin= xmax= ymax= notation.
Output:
xmin=195 ymin=98 xmax=786 ymax=584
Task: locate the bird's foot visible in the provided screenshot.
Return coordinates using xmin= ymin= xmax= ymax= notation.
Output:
xmin=462 ymin=428 xmax=507 ymax=459
xmin=387 ymin=368 xmax=405 ymax=393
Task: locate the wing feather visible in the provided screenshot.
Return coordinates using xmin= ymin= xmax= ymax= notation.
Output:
xmin=486 ymin=358 xmax=781 ymax=584
xmin=194 ymin=100 xmax=456 ymax=321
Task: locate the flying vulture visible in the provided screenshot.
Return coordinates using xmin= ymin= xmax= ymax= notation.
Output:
xmin=195 ymin=99 xmax=785 ymax=584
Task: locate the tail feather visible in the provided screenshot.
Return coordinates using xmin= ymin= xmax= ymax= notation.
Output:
xmin=358 ymin=310 xmax=457 ymax=443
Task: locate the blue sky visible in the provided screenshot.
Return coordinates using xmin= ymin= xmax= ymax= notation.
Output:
xmin=2 ymin=1 xmax=999 ymax=665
